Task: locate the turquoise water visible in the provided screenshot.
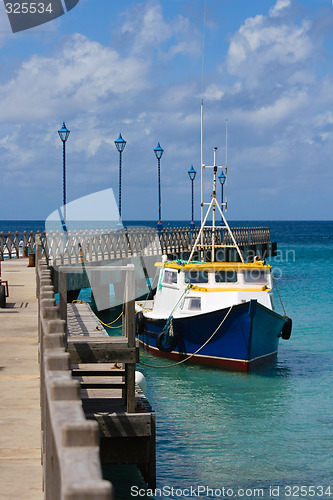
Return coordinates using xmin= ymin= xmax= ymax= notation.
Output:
xmin=2 ymin=220 xmax=332 ymax=499
xmin=136 ymin=221 xmax=333 ymax=499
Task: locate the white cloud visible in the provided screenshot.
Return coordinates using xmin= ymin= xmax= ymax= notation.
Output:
xmin=204 ymin=84 xmax=224 ymax=102
xmin=269 ymin=0 xmax=291 ymax=18
xmin=120 ymin=1 xmax=200 ymax=59
xmin=0 ymin=33 xmax=150 ymax=122
xmin=250 ymin=89 xmax=308 ymax=125
xmin=0 ymin=127 xmax=34 ymax=165
xmin=120 ymin=2 xmax=172 ymax=54
xmin=314 ymin=111 xmax=333 ymax=127
xmin=226 ymin=9 xmax=312 ymax=88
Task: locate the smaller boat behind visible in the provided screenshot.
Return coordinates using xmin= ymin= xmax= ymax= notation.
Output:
xmin=136 ymin=148 xmax=292 ymax=372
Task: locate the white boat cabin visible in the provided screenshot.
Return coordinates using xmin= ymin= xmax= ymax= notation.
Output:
xmin=141 ymin=259 xmax=276 ymax=320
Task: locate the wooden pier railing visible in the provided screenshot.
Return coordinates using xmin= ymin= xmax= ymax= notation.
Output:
xmin=37 ymin=244 xmax=156 ymax=496
xmin=1 ymin=226 xmax=272 ymax=263
xmin=38 ymin=259 xmax=113 ymax=499
xmin=0 ymin=230 xmax=41 ymax=259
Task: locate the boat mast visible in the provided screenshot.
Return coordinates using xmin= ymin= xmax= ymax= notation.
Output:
xmin=200 ymin=1 xmax=206 ymax=255
xmin=225 ymin=118 xmax=228 ymax=211
xmin=187 ymin=148 xmax=244 ymax=264
xmin=201 ymin=99 xmax=204 ymax=228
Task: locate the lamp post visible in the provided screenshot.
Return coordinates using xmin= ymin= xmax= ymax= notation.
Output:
xmin=187 ymin=165 xmax=196 ymax=227
xmin=114 ymin=133 xmax=126 ymax=221
xmin=58 ymin=122 xmax=70 ymax=225
xmin=218 ymin=171 xmax=226 ymax=222
xmin=154 ymin=142 xmax=164 ymax=229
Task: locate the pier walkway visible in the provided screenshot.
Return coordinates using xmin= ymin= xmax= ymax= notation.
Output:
xmin=0 ymin=259 xmax=43 ymax=500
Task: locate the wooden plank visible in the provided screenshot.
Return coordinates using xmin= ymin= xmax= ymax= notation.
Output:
xmin=81 ymin=394 xmax=152 ymax=415
xmin=73 ymin=375 xmax=125 ymax=390
xmin=72 ymin=368 xmax=125 ymax=377
xmin=88 ymin=413 xmax=153 ymax=438
xmin=67 ymin=342 xmax=137 ymax=364
xmin=78 ymin=381 xmax=125 ymax=389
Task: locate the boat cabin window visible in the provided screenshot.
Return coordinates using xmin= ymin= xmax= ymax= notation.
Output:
xmin=215 ymin=270 xmax=238 ymax=283
xmin=183 ymin=297 xmax=201 ymax=311
xmin=185 ymin=270 xmax=209 ymax=284
xmin=163 ymin=269 xmax=178 ymax=285
xmin=243 ymin=269 xmax=268 ymax=284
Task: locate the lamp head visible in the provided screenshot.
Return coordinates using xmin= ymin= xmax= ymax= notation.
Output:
xmin=114 ymin=133 xmax=126 ymax=152
xmin=58 ymin=122 xmax=70 ymax=142
xmin=188 ymin=165 xmax=196 ymax=181
xmin=218 ymin=171 xmax=226 ymax=185
xmin=154 ymin=142 xmax=164 ymax=160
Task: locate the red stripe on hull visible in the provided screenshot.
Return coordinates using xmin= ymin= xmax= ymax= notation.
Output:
xmin=139 ymin=340 xmax=278 ymax=373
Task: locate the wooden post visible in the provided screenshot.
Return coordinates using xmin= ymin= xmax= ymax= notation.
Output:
xmin=124 ymin=264 xmax=135 ymax=413
xmin=59 ymin=268 xmax=67 ymax=323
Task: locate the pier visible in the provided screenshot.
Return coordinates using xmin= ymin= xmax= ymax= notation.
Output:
xmin=0 ymin=259 xmax=43 ymax=499
xmin=1 ymin=225 xmax=276 ymax=262
xmin=0 ymin=253 xmax=156 ymax=499
xmin=0 ymin=224 xmax=277 ymax=498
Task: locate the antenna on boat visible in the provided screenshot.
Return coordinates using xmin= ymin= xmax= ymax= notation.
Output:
xmin=201 ymin=99 xmax=204 ymax=228
xmin=200 ymin=1 xmax=207 ymax=257
xmin=225 ymin=118 xmax=228 ymax=211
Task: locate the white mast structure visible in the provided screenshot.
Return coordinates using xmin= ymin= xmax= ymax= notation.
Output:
xmin=189 ymin=120 xmax=244 ymax=264
xmin=195 ymin=0 xmax=242 ymax=264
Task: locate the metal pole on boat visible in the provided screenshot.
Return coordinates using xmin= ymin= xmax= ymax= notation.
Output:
xmin=200 ymin=100 xmax=204 ymax=260
xmin=201 ymin=100 xmax=204 ymax=226
xmin=225 ymin=118 xmax=228 ymax=211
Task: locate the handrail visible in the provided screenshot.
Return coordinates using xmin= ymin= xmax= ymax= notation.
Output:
xmin=1 ymin=226 xmax=271 ymax=262
xmin=37 ymin=258 xmax=113 ymax=499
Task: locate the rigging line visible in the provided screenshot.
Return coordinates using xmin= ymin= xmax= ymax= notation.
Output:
xmin=139 ymin=305 xmax=233 ymax=369
xmin=71 ymin=300 xmax=123 ymax=328
xmin=272 ymin=274 xmax=287 ymax=317
xmin=201 ymin=0 xmax=207 ymax=101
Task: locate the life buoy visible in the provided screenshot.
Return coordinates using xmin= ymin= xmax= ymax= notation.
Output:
xmin=135 ymin=311 xmax=145 ymax=336
xmin=156 ymin=331 xmax=179 ymax=352
xmin=281 ymin=317 xmax=292 ymax=340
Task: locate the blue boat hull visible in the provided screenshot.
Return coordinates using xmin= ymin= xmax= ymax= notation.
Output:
xmin=138 ymin=301 xmax=287 ymax=372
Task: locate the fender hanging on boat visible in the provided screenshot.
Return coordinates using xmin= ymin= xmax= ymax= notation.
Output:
xmin=281 ymin=317 xmax=292 ymax=340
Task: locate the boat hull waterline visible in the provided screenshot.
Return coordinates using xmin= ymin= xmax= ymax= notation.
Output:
xmin=137 ymin=300 xmax=287 ymax=372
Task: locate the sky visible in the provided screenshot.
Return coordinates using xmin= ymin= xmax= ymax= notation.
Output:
xmin=0 ymin=0 xmax=333 ymax=221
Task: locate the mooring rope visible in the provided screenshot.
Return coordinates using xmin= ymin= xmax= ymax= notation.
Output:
xmin=271 ymin=275 xmax=287 ymax=317
xmin=71 ymin=300 xmax=123 ymax=328
xmin=139 ymin=305 xmax=233 ymax=369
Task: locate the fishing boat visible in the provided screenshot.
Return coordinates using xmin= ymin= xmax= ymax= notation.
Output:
xmin=136 ymin=127 xmax=292 ymax=372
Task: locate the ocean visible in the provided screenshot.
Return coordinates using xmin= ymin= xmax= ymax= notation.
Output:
xmin=1 ymin=220 xmax=332 ymax=499
xmin=133 ymin=221 xmax=333 ymax=500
